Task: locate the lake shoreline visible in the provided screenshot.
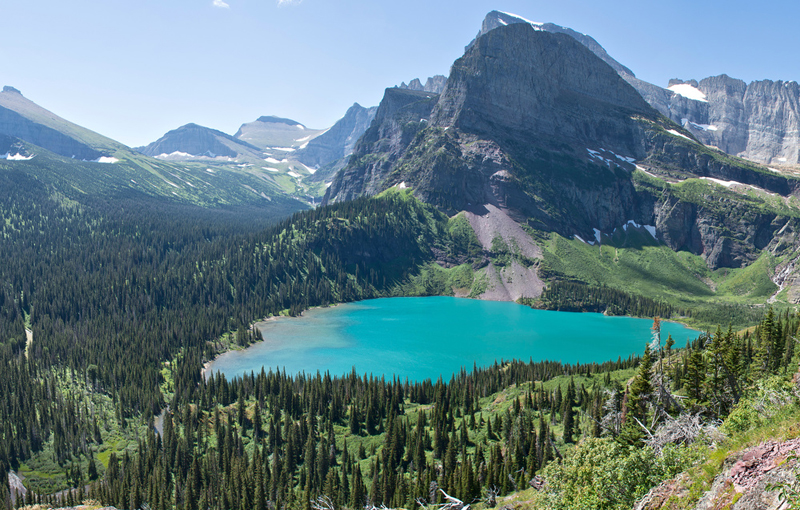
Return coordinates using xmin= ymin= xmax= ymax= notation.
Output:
xmin=201 ymin=296 xmax=700 ymax=381
xmin=202 ymin=303 xmax=343 ymax=379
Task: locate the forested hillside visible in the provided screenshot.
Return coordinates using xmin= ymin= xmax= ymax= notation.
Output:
xmin=5 ymin=309 xmax=799 ymax=510
xmin=0 ymin=183 xmax=480 ymax=505
xmin=1 ymin=166 xmax=800 ymax=509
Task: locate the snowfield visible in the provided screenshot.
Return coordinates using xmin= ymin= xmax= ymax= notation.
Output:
xmin=668 ymin=83 xmax=708 ymax=102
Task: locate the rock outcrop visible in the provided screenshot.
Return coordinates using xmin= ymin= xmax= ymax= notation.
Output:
xmin=635 ymin=438 xmax=800 ymax=510
xmin=294 ymin=103 xmax=377 ymax=169
xmin=398 ymin=75 xmax=448 ymax=94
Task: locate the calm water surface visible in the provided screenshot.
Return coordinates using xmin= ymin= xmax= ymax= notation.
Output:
xmin=206 ymin=297 xmax=698 ymax=381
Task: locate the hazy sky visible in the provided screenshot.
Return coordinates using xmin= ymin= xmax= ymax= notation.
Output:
xmin=3 ymin=0 xmax=798 ymax=147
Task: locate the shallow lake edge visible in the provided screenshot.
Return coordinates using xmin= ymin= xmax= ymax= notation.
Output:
xmin=201 ymin=296 xmax=699 ymax=381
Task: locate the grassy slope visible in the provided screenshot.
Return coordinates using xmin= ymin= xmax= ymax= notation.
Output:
xmin=527 ymin=168 xmax=800 ymax=327
xmin=0 ymin=140 xmax=311 ymax=214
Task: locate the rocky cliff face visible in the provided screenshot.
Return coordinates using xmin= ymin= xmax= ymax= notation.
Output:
xmin=325 ymin=87 xmax=439 ymax=203
xmin=647 ymin=76 xmax=800 ymax=165
xmin=469 ymin=11 xmax=635 ymax=78
xmin=468 ymin=12 xmax=800 ymax=166
xmin=327 ymin=24 xmax=660 ymax=226
xmin=398 ymin=75 xmax=448 ymax=94
xmin=324 ymin=22 xmax=800 ymax=272
xmin=434 ymin=24 xmax=651 ymax=148
xmin=294 ymin=103 xmax=377 ymax=169
xmin=136 ymin=123 xmax=263 ymax=159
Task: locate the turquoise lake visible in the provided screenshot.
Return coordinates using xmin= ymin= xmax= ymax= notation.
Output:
xmin=205 ymin=297 xmax=699 ymax=381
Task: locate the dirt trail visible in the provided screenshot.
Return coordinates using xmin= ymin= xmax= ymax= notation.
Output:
xmin=24 ymin=328 xmax=32 ymax=359
xmin=8 ymin=471 xmax=27 ymax=505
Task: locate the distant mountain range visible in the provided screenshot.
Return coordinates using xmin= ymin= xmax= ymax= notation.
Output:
xmin=0 ymin=87 xmax=310 ymax=213
xmin=325 ymin=12 xmax=800 ymax=304
xmin=3 ymin=9 xmax=800 ymax=304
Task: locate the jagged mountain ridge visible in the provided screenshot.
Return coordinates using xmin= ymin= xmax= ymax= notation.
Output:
xmin=293 ymin=103 xmax=378 ymax=171
xmin=325 ymin=21 xmax=800 ymax=283
xmin=398 ymin=75 xmax=448 ymax=94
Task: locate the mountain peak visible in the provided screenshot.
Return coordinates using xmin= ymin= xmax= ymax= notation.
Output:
xmin=435 ymin=23 xmax=651 ymax=142
xmin=137 ymin=122 xmax=262 ymax=159
xmin=255 ymin=115 xmax=305 ymax=128
xmin=470 ymin=11 xmax=635 ymax=78
xmin=2 ymin=86 xmax=21 ymax=95
xmin=398 ymin=75 xmax=448 ymax=94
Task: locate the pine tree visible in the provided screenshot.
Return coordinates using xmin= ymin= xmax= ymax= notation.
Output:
xmin=626 ymin=344 xmax=653 ymax=424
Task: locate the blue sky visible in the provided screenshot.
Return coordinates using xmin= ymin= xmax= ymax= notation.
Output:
xmin=3 ymin=0 xmax=798 ymax=147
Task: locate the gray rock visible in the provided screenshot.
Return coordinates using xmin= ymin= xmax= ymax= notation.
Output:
xmin=648 ymin=75 xmax=800 ymax=165
xmin=468 ymin=11 xmax=635 ymax=78
xmin=424 ymin=75 xmax=448 ymax=94
xmin=294 ymin=103 xmax=377 ymax=169
xmin=397 ymin=75 xmax=448 ymax=94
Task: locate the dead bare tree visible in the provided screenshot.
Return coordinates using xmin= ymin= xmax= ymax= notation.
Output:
xmin=311 ymin=495 xmax=335 ymax=510
xmin=529 ymin=475 xmax=545 ymax=491
xmin=484 ymin=485 xmax=499 ymax=508
xmin=643 ymin=413 xmax=724 ymax=454
xmin=439 ymin=489 xmax=469 ymax=510
xmin=416 ymin=489 xmax=469 ymax=510
xmin=650 ymin=371 xmax=684 ymax=416
xmin=600 ymin=388 xmax=623 ymax=436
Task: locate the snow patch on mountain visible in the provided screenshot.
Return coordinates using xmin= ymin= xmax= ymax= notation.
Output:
xmin=668 ymin=83 xmax=708 ymax=102
xmin=2 ymin=152 xmax=34 ymax=161
xmin=498 ymin=11 xmax=544 ymax=28
xmin=667 ymin=129 xmax=695 ymax=142
xmin=681 ymin=118 xmax=719 ymax=131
